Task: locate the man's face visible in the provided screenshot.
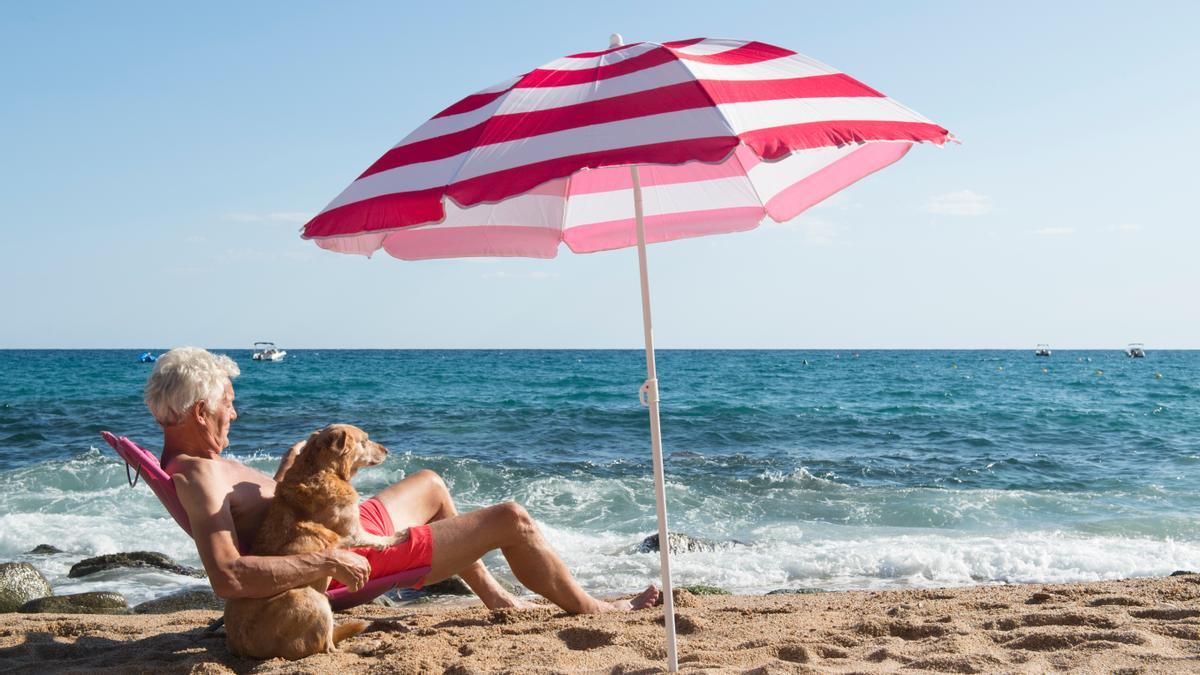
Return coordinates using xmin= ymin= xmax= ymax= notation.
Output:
xmin=204 ymin=380 xmax=237 ymax=452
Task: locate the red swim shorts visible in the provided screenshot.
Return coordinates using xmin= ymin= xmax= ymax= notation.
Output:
xmin=327 ymin=498 xmax=433 ymax=590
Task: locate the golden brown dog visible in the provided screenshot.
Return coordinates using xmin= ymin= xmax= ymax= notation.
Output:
xmin=224 ymin=424 xmax=403 ymax=660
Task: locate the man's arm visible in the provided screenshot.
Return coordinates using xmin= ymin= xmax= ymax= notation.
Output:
xmin=273 ymin=438 xmax=307 ymax=482
xmin=173 ymin=459 xmax=370 ymax=599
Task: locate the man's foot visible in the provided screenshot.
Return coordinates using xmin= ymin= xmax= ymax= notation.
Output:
xmin=483 ymin=590 xmax=536 ymax=610
xmin=599 ymin=585 xmax=660 ymax=612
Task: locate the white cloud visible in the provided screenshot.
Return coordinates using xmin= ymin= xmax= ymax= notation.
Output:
xmin=924 ymin=190 xmax=992 ymax=216
xmin=222 ymin=212 xmax=310 ymax=224
xmin=801 ymin=217 xmax=838 ymax=246
xmin=809 ymin=191 xmax=860 ymax=212
xmin=184 ymin=234 xmax=206 ymax=244
xmin=776 ymin=214 xmax=839 ymax=245
xmin=1109 ymin=223 xmax=1142 ymax=232
xmin=1033 ymin=227 xmax=1076 ymax=237
xmin=216 ymin=246 xmax=313 ymax=264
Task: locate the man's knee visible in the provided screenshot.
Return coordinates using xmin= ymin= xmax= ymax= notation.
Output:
xmin=493 ymin=501 xmax=537 ymax=540
xmin=412 ymin=469 xmax=448 ymax=495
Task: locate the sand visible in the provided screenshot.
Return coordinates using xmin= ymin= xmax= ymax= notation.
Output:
xmin=1 ymin=575 xmax=1198 ymax=674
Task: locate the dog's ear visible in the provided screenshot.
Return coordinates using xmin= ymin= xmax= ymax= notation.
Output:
xmin=328 ymin=426 xmax=354 ymax=456
xmin=325 ymin=426 xmax=361 ymax=480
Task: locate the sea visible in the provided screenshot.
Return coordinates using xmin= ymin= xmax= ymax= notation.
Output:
xmin=1 ymin=349 xmax=1197 ymax=606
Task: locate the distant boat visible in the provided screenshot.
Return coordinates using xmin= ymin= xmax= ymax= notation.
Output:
xmin=252 ymin=342 xmax=287 ymax=362
xmin=1034 ymin=344 xmax=1051 ymax=357
xmin=1125 ymin=343 xmax=1146 ymax=358
xmin=138 ymin=352 xmax=157 ymax=363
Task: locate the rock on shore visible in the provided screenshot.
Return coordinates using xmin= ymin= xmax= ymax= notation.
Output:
xmin=133 ymin=588 xmax=224 ymax=614
xmin=0 ymin=562 xmax=53 ymax=612
xmin=20 ymin=591 xmax=129 ymax=615
xmin=68 ymin=552 xmax=205 ymax=579
xmin=632 ymin=532 xmax=747 ymax=554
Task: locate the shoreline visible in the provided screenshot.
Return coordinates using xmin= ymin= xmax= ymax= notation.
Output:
xmin=2 ymin=575 xmax=1198 ymax=673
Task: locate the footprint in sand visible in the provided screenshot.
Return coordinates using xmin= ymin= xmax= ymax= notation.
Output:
xmin=907 ymin=654 xmax=1006 ymax=672
xmin=654 ymin=613 xmax=704 ymax=635
xmin=556 ymin=627 xmax=616 ymax=650
xmin=1152 ymin=624 xmax=1200 ymax=641
xmin=985 ymin=612 xmax=1119 ymax=631
xmin=857 ymin=619 xmax=949 ymax=640
xmin=1001 ymin=630 xmax=1148 ymax=651
xmin=774 ymin=644 xmax=812 ymax=663
xmin=1087 ymin=596 xmax=1146 ymax=607
xmin=1129 ymin=607 xmax=1200 ymax=621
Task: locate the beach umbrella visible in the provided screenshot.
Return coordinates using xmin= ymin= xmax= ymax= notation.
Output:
xmin=301 ymin=35 xmax=952 ymax=671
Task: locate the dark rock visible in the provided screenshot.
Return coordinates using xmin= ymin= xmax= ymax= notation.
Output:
xmin=133 ymin=588 xmax=223 ymax=613
xmin=27 ymin=545 xmax=63 ymax=555
xmin=412 ymin=574 xmax=519 ymax=598
xmin=68 ymin=551 xmax=204 ymax=579
xmin=1169 ymin=570 xmax=1196 ymax=576
xmin=371 ymin=593 xmax=399 ymax=607
xmin=20 ymin=591 xmax=129 ymax=614
xmin=767 ymin=588 xmax=826 ymax=595
xmin=633 ymin=532 xmax=747 ymax=555
xmin=1026 ymin=592 xmax=1054 ymax=604
xmin=0 ymin=562 xmax=54 ymax=612
xmin=681 ymin=585 xmax=729 ymax=596
xmin=421 ymin=576 xmax=474 ymax=596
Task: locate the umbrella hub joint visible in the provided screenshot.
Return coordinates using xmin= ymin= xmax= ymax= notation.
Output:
xmin=638 ymin=378 xmax=659 ymax=407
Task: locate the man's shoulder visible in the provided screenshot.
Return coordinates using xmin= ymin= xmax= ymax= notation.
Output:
xmin=167 ymin=453 xmax=228 ymax=485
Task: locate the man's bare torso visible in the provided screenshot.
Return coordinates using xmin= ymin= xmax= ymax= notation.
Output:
xmin=166 ymin=453 xmax=276 ymax=549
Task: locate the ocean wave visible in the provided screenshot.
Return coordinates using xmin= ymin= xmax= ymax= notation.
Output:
xmin=494 ymin=522 xmax=1200 ymax=598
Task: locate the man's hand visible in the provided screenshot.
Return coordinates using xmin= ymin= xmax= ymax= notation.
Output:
xmin=326 ymin=549 xmax=371 ymax=592
xmin=273 ymin=438 xmax=308 ymax=482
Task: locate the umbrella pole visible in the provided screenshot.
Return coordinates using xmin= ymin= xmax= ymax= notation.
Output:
xmin=630 ymin=164 xmax=679 ymax=673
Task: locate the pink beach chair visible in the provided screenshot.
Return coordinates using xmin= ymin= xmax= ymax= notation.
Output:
xmin=100 ymin=431 xmax=429 ymax=610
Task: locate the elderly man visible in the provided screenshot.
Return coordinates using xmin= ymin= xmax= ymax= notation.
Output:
xmin=146 ymin=346 xmax=658 ymax=613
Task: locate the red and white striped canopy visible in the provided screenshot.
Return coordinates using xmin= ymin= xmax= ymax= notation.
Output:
xmin=302 ymin=37 xmax=952 ymax=260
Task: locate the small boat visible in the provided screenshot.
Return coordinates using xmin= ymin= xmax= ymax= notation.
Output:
xmin=1034 ymin=344 xmax=1051 ymax=357
xmin=252 ymin=342 xmax=287 ymax=362
xmin=138 ymin=352 xmax=157 ymax=363
xmin=1125 ymin=343 xmax=1146 ymax=358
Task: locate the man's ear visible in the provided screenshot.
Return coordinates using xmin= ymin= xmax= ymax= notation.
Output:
xmin=190 ymin=400 xmax=208 ymax=426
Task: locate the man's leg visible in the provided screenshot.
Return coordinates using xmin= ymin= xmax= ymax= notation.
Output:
xmin=371 ymin=470 xmax=520 ymax=608
xmin=425 ymin=502 xmax=659 ymax=614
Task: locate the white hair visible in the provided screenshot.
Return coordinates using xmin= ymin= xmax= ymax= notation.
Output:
xmin=145 ymin=347 xmax=241 ymax=427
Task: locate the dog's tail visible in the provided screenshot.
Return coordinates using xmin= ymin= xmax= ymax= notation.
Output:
xmin=331 ymin=619 xmax=370 ymax=646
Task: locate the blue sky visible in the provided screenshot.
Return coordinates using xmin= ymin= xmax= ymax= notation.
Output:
xmin=2 ymin=1 xmax=1197 ymax=348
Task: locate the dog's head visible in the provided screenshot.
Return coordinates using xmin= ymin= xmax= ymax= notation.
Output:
xmin=298 ymin=424 xmax=388 ymax=481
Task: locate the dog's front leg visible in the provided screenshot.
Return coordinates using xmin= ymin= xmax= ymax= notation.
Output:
xmin=339 ymin=527 xmax=410 ymax=550
xmin=339 ymin=530 xmax=395 ymax=549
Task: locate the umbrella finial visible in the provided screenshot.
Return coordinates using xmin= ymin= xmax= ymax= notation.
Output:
xmin=609 ymin=33 xmax=623 ymax=48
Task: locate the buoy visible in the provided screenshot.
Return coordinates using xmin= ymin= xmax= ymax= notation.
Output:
xmin=1042 ymin=368 xmax=1048 ymax=374
xmin=1096 ymin=370 xmax=1103 ymax=376
xmin=997 ymin=366 xmax=1004 ymax=372
xmin=1156 ymin=372 xmax=1163 ymax=379
xmin=952 ymin=363 xmax=958 ymax=369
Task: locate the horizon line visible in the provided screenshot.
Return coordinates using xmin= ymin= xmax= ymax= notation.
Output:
xmin=1 ymin=346 xmax=1194 ymax=352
